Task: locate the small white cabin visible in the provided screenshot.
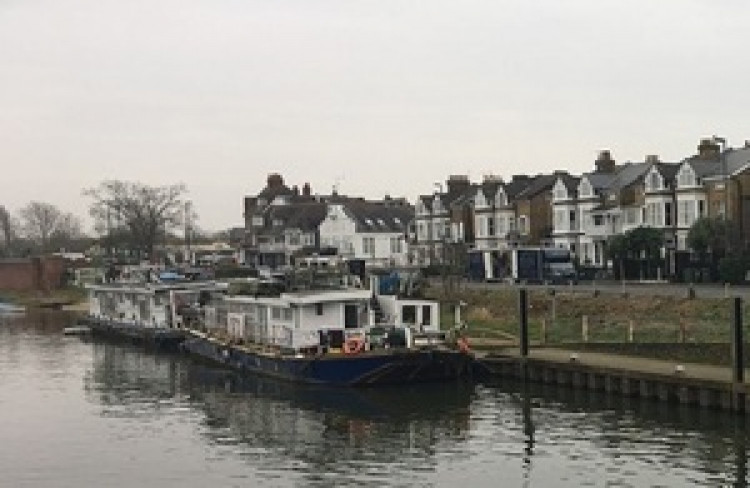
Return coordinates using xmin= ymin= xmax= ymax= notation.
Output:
xmin=206 ymin=289 xmax=442 ymax=351
xmin=87 ymin=282 xmax=225 ymax=329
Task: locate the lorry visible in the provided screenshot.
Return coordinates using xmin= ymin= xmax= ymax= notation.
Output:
xmin=467 ymin=250 xmax=508 ymax=282
xmin=510 ymin=247 xmax=577 ymax=284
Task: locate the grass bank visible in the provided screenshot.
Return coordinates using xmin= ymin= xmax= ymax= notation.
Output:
xmin=427 ymin=285 xmax=748 ymax=365
xmin=0 ymin=287 xmax=88 ymax=309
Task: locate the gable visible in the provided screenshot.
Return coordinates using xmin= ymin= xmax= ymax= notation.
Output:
xmin=577 ymin=178 xmax=593 ymax=198
xmin=552 ymin=179 xmax=569 ymax=201
xmin=474 ymin=189 xmax=487 ymax=208
xmin=644 ymin=167 xmax=664 ymax=191
xmin=495 ymin=188 xmax=508 ymax=206
xmin=676 ymin=164 xmax=697 ymax=188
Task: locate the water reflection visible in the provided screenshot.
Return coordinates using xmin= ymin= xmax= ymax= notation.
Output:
xmin=3 ymin=313 xmax=750 ymax=487
xmin=489 ymin=378 xmax=749 ymax=487
xmin=85 ymin=341 xmax=475 ymax=486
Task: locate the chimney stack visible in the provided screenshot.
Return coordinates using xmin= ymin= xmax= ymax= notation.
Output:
xmin=446 ymin=175 xmax=470 ymax=195
xmin=267 ymin=173 xmax=284 ymax=188
xmin=697 ymin=138 xmax=720 ymax=160
xmin=645 ymin=155 xmax=660 ymax=164
xmin=595 ymin=150 xmax=616 ymax=173
xmin=302 ymin=182 xmax=311 ymax=197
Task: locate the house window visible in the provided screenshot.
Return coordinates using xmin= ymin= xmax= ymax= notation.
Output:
xmin=665 ymin=202 xmax=673 ymax=226
xmin=678 ymin=169 xmax=694 ymax=187
xmin=648 ymin=173 xmax=657 ymax=191
xmin=315 ymin=304 xmax=323 ymax=316
xmin=390 ymin=237 xmax=402 ymax=254
xmin=487 ymin=217 xmax=495 ymax=236
xmin=363 ymin=237 xmax=375 ymax=256
xmin=593 ymin=215 xmax=603 ymax=226
xmin=422 ymin=305 xmax=432 ymax=326
xmin=554 ymin=210 xmax=565 ymax=229
xmin=698 ymin=200 xmax=705 ymax=217
xmin=519 ymin=216 xmax=528 ymax=234
xmin=252 ymin=216 xmax=263 ymax=227
xmin=402 ymin=305 xmax=416 ymax=324
xmin=569 ymin=210 xmax=576 ymax=229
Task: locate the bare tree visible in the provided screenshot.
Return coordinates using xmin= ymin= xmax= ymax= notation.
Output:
xmin=84 ymin=180 xmax=188 ymax=261
xmin=0 ymin=205 xmax=13 ymax=254
xmin=19 ymin=201 xmax=83 ymax=253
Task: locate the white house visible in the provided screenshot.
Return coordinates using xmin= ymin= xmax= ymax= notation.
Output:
xmin=472 ymin=176 xmax=518 ymax=251
xmin=318 ymin=200 xmax=412 ymax=268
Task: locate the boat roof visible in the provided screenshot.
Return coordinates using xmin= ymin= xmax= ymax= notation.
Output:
xmin=224 ymin=288 xmax=373 ymax=306
xmin=86 ymin=281 xmax=227 ymax=295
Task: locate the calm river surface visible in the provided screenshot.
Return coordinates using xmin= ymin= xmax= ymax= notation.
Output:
xmin=1 ymin=311 xmax=747 ymax=487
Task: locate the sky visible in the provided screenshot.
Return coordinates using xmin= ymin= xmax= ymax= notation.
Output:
xmin=2 ymin=0 xmax=750 ymax=232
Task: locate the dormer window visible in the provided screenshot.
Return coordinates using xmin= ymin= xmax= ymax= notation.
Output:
xmin=647 ymin=172 xmax=661 ymax=191
xmin=495 ymin=191 xmax=507 ymax=206
xmin=577 ymin=179 xmax=593 ymax=198
xmin=677 ymin=167 xmax=696 ymax=188
xmin=553 ymin=181 xmax=568 ymax=200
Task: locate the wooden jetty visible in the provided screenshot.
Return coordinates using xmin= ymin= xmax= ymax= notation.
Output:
xmin=474 ymin=289 xmax=749 ymax=414
xmin=476 ymin=348 xmax=749 ymax=414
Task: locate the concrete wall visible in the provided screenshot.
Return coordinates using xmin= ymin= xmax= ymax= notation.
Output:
xmin=0 ymin=257 xmax=66 ymax=291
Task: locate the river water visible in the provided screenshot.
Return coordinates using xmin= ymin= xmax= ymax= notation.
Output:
xmin=0 ymin=311 xmax=747 ymax=487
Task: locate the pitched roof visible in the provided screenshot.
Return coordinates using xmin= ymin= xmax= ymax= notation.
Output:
xmin=342 ymin=199 xmax=414 ymax=233
xmin=606 ymin=162 xmax=650 ymax=192
xmin=559 ymin=174 xmax=581 ymax=194
xmin=478 ymin=180 xmax=503 ymax=200
xmin=505 ymin=176 xmax=534 ymax=199
xmin=516 ymin=174 xmax=559 ymax=199
xmin=586 ymin=172 xmax=617 ymax=192
xmin=268 ymin=203 xmax=327 ymax=232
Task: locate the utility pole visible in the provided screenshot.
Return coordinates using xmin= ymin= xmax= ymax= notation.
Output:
xmin=184 ymin=200 xmax=192 ymax=265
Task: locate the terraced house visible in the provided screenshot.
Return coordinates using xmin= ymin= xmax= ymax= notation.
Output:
xmin=551 ymin=138 xmax=750 ymax=275
xmin=413 ymin=175 xmax=475 ymax=266
xmin=242 ymin=173 xmax=414 ymax=269
xmin=242 ymin=174 xmax=326 ymax=268
xmin=472 ymin=175 xmax=533 ymax=251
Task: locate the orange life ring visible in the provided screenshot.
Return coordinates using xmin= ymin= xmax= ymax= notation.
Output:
xmin=343 ymin=337 xmax=365 ymax=354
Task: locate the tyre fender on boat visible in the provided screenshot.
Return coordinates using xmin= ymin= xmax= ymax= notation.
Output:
xmin=343 ymin=337 xmax=364 ymax=354
xmin=457 ymin=336 xmax=470 ymax=353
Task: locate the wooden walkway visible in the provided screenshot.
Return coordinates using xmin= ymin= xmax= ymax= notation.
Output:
xmin=476 ymin=347 xmax=750 ymax=414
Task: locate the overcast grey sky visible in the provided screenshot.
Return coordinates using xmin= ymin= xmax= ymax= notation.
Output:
xmin=2 ymin=0 xmax=749 ymax=231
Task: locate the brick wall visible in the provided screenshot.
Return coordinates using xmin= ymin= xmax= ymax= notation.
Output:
xmin=0 ymin=257 xmax=66 ymax=291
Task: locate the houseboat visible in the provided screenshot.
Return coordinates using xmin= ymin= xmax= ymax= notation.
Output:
xmin=80 ymin=271 xmax=227 ymax=349
xmin=179 ymin=274 xmax=475 ymax=386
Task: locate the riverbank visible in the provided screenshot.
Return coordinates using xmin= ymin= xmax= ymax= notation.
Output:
xmin=427 ymin=285 xmax=746 ymax=366
xmin=0 ymin=286 xmax=87 ymax=309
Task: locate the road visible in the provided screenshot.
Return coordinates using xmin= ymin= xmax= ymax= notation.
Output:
xmin=437 ymin=279 xmax=750 ymax=300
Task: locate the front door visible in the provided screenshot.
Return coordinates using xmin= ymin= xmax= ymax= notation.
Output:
xmin=344 ymin=304 xmax=358 ymax=329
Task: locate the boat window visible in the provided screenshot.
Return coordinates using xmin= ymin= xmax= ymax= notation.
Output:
xmin=402 ymin=305 xmax=416 ymax=324
xmin=422 ymin=305 xmax=432 ymax=326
